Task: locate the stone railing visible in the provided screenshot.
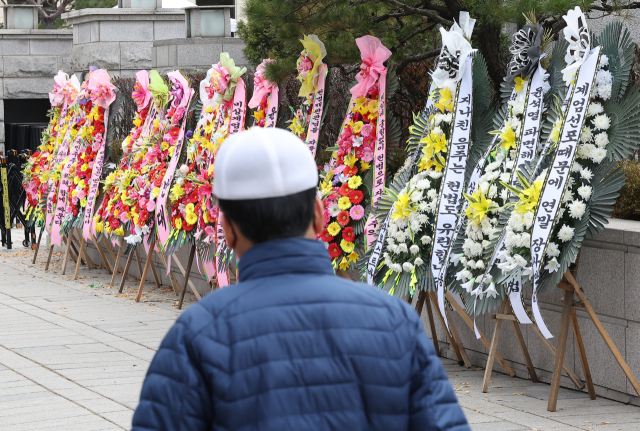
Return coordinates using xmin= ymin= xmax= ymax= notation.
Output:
xmin=428 ymin=218 xmax=640 ymax=405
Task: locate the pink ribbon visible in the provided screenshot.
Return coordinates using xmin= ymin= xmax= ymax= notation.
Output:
xmin=213 ymin=78 xmax=246 ymax=287
xmin=45 ymin=113 xmax=74 ymax=232
xmin=51 ymin=136 xmax=83 ymax=246
xmin=364 ymin=70 xmax=387 ymax=250
xmin=304 ymin=63 xmax=327 ymax=157
xmin=133 ymin=70 xmax=152 ymax=111
xmin=248 ymin=59 xmax=276 ymax=109
xmin=228 ymin=78 xmax=246 ymax=135
xmin=350 ymin=36 xmax=392 ymax=98
xmin=265 ymin=88 xmax=279 ymax=128
xmin=156 ymin=72 xmax=195 ymax=251
xmin=82 ymin=124 xmax=108 ymax=241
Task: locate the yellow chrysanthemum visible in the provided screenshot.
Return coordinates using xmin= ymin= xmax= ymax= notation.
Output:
xmin=338 ymin=196 xmax=352 ymax=210
xmin=170 ymin=183 xmax=184 ymax=200
xmin=152 ymin=187 xmax=161 ymax=198
xmin=114 ymin=226 xmax=124 ymax=236
xmin=253 ymin=109 xmax=265 ymax=122
xmin=367 ymin=100 xmax=379 ymax=116
xmin=161 ymin=141 xmax=169 ymax=151
xmin=186 ymin=212 xmax=198 ymax=225
xmin=348 ymin=175 xmax=362 ymax=189
xmin=327 ymin=222 xmax=341 ymax=236
xmin=185 ymin=203 xmax=195 ymax=214
xmin=175 ymin=218 xmax=183 ymax=230
xmin=94 ymin=221 xmax=104 ymax=233
xmin=340 ymin=239 xmax=355 ymax=253
xmin=352 ymin=121 xmax=364 ymax=134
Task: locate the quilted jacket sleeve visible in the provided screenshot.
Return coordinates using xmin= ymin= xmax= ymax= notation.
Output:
xmin=132 ymin=318 xmax=213 ymax=431
xmin=408 ymin=313 xmax=471 ymax=431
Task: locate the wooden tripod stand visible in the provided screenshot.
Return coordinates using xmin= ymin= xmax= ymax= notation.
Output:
xmin=481 ymin=297 xmax=584 ymax=394
xmin=548 ymin=267 xmax=640 ymax=411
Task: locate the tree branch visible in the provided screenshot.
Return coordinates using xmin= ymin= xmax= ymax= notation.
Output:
xmin=350 ymin=0 xmax=452 ymax=26
xmin=390 ymin=23 xmax=436 ymax=53
xmin=396 ymin=49 xmax=440 ymax=73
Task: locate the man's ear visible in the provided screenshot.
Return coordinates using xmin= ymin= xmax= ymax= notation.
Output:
xmin=313 ymin=196 xmax=325 ymax=235
xmin=220 ymin=212 xmax=237 ymax=250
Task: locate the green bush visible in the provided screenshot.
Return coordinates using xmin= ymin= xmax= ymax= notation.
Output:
xmin=613 ymin=160 xmax=640 ymax=220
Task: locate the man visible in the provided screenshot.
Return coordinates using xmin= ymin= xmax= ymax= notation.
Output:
xmin=132 ymin=128 xmax=470 ymax=431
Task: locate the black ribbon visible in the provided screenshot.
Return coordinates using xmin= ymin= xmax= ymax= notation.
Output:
xmin=505 ymin=23 xmax=543 ymax=86
xmin=437 ymin=46 xmax=461 ymax=79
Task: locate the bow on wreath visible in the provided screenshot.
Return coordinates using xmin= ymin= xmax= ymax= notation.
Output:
xmin=350 ymin=35 xmax=392 ymax=98
xmin=87 ymin=69 xmax=116 ymax=109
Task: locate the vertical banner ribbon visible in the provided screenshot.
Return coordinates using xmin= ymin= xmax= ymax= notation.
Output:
xmin=366 ymin=83 xmax=436 ymax=285
xmin=214 ymin=77 xmax=246 ymax=287
xmin=45 ymin=112 xmax=76 ymax=232
xmin=304 ymin=64 xmax=327 ymax=157
xmin=363 ymin=71 xmax=387 ymax=251
xmin=265 ymin=87 xmax=279 ymax=128
xmin=155 ymin=76 xmax=194 ymax=251
xmin=530 ymin=46 xmax=601 ymax=339
xmin=432 ymin=56 xmax=474 ymax=331
xmin=51 ymin=136 xmax=83 ymax=246
xmin=82 ymin=107 xmax=110 ymax=241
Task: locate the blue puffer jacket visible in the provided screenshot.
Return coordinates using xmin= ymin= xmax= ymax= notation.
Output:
xmin=132 ymin=238 xmax=470 ymax=431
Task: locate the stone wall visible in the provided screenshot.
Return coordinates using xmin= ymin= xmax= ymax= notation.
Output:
xmin=425 ymin=218 xmax=640 ymax=405
xmin=62 ymin=8 xmax=185 ymax=78
xmin=152 ymin=36 xmax=247 ymax=72
xmin=0 ymin=29 xmax=73 ymax=154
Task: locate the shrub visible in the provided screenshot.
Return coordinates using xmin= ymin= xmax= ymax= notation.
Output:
xmin=612 ymin=160 xmax=640 ymax=220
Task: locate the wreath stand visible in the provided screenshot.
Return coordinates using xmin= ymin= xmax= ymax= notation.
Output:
xmin=413 ymin=290 xmax=472 ymax=367
xmin=31 ymin=226 xmax=45 ymax=264
xmin=480 ymin=297 xmax=584 ymax=394
xmin=547 ymin=260 xmax=640 ymax=411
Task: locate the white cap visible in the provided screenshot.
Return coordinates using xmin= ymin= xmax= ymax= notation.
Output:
xmin=214 ymin=127 xmax=318 ymax=200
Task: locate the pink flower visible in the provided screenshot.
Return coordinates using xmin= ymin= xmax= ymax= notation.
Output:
xmin=205 ymin=225 xmax=215 ymax=237
xmin=146 ymin=200 xmax=156 ymax=212
xmin=350 ymin=205 xmax=364 ymax=220
xmin=362 ymin=148 xmax=374 ymax=162
xmin=361 ymin=124 xmax=374 ymax=136
xmin=119 ymin=211 xmax=130 ymax=222
xmin=209 ymin=63 xmax=231 ymax=96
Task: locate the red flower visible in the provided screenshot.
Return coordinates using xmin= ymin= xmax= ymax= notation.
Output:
xmin=349 ymin=190 xmax=364 ymax=205
xmin=328 ymin=242 xmax=342 ymax=259
xmin=320 ymin=229 xmax=334 ymax=242
xmin=337 ymin=210 xmax=350 ymax=226
xmin=343 ymin=166 xmax=358 ymax=177
xmin=339 ymin=183 xmax=352 ymax=196
xmin=342 ymin=227 xmax=355 ymax=242
xmin=354 ymin=147 xmax=364 ymax=159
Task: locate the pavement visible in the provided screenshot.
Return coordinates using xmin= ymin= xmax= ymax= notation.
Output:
xmin=1 ymin=228 xmax=640 ymax=430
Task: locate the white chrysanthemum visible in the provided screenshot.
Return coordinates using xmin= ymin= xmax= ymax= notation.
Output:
xmin=546 ymin=242 xmax=560 ymax=258
xmin=410 ymin=191 xmax=422 ymax=203
xmin=427 ymin=189 xmax=437 ymax=199
xmin=428 ymin=171 xmax=443 ymax=179
xmin=519 ymin=232 xmax=531 ymax=248
xmin=500 ymin=188 xmax=509 ymax=202
xmin=600 ymin=54 xmax=609 ymax=67
xmin=419 ymin=202 xmax=429 ymax=212
xmin=592 ymin=147 xmax=607 ymax=163
xmin=511 ymin=100 xmax=525 ymax=116
xmin=578 ymin=185 xmax=592 ymax=201
xmin=386 ymin=237 xmax=396 ymax=246
xmin=523 ymin=212 xmax=534 ymax=229
xmin=593 ymin=114 xmax=611 ymax=130
xmin=579 ymin=127 xmax=593 ymax=143
xmin=421 ymin=235 xmax=431 ymax=245
xmin=594 ymin=132 xmax=609 ymax=148
xmin=479 ymin=181 xmax=489 ymax=195
xmin=562 ymin=190 xmax=573 ymax=203
xmin=505 ymin=159 xmax=515 ymax=170
xmin=432 ymin=126 xmax=443 ymax=136
xmin=409 ymin=244 xmax=419 ymax=254
xmin=410 ymin=221 xmax=421 ymax=231
xmin=579 ymin=143 xmax=596 ymax=159
xmin=598 ymin=83 xmax=612 ymax=100
xmin=488 ymin=184 xmax=497 ymax=199
xmin=581 ymin=168 xmax=593 ymax=181
xmin=558 ymin=207 xmax=566 ymax=219
xmin=596 ymin=69 xmax=612 ymax=86
xmin=568 ymin=200 xmax=586 ymax=219
xmin=588 ymin=102 xmax=604 ymax=116
xmin=434 ymin=113 xmax=446 ymax=124
xmin=443 ymin=113 xmax=453 ymax=123
xmin=398 ymin=243 xmax=408 ymax=253
xmin=416 ymin=179 xmax=431 ymax=189
xmin=391 ymin=263 xmax=402 ymax=272
xmin=414 ymin=257 xmax=424 ymax=266
xmin=509 ymin=212 xmax=525 ymax=232
xmin=402 ymin=262 xmax=414 ymax=272
xmin=571 ymin=161 xmax=582 ymax=173
xmin=558 ymin=225 xmax=575 ymax=242
xmin=500 ymin=172 xmax=511 ymax=183
xmin=462 ymin=239 xmax=482 ymax=257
